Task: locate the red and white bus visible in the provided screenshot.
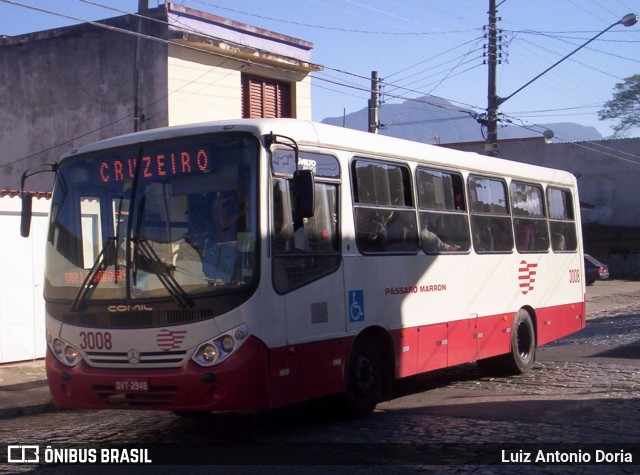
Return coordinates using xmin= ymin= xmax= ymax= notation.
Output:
xmin=21 ymin=119 xmax=586 ymax=418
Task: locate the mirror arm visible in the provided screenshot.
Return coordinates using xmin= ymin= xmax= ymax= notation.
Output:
xmin=19 ymin=164 xmax=58 ymax=238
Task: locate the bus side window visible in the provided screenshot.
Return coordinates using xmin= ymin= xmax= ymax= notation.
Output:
xmin=416 ymin=168 xmax=470 ymax=254
xmin=510 ymin=181 xmax=549 ymax=253
xmin=469 ymin=176 xmax=513 ymax=253
xmin=352 ymin=159 xmax=418 ymax=254
xmin=547 ymin=187 xmax=578 ymax=252
xmin=271 ymin=174 xmax=341 ymax=294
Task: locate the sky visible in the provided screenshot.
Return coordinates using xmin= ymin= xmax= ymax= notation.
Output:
xmin=1 ymin=0 xmax=639 ymax=140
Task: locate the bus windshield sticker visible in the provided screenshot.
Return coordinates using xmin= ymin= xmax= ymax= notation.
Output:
xmin=272 ymin=150 xmax=340 ymax=178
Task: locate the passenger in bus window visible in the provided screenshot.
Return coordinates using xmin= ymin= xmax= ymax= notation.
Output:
xmin=454 ymin=193 xmax=464 ymax=210
xmin=355 ymin=208 xmax=389 ymax=253
xmin=515 ymin=221 xmax=534 ymax=251
xmin=421 ymin=226 xmax=460 ymax=253
xmin=175 ymin=195 xmax=214 ymax=261
xmin=472 ymin=223 xmax=494 ymax=252
xmin=552 ymin=230 xmax=566 ymax=251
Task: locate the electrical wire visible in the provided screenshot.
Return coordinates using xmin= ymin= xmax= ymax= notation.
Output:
xmin=3 ymin=0 xmax=637 ymax=170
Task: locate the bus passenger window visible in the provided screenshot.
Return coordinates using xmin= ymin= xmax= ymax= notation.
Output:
xmin=352 ymin=159 xmax=418 ymax=254
xmin=469 ymin=176 xmax=513 ymax=253
xmin=547 ymin=187 xmax=577 ymax=252
xmin=416 ymin=168 xmax=470 ymax=254
xmin=510 ymin=181 xmax=549 ymax=253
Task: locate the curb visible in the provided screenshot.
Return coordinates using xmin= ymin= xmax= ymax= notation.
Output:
xmin=0 ymin=384 xmax=58 ymax=420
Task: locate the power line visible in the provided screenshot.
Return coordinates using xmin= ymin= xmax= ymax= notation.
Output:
xmin=190 ymin=0 xmax=476 ymax=36
xmin=3 ymin=0 xmax=635 ymax=169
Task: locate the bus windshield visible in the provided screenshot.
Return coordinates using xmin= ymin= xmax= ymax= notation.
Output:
xmin=44 ymin=133 xmax=259 ymax=306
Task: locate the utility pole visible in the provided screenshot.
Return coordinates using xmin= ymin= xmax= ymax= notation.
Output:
xmin=485 ymin=0 xmax=499 ymax=156
xmin=482 ymin=2 xmax=636 ymax=156
xmin=368 ymin=71 xmax=379 ymax=134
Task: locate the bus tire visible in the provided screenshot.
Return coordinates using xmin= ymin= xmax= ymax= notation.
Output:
xmin=477 ymin=309 xmax=536 ymax=376
xmin=340 ymin=338 xmax=381 ymax=419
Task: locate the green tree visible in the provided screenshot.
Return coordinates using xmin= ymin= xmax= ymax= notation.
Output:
xmin=598 ymin=74 xmax=640 ymax=137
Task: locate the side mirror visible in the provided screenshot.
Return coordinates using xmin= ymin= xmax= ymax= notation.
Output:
xmin=21 ymin=194 xmax=33 ymax=238
xmin=293 ymin=169 xmax=315 ymax=219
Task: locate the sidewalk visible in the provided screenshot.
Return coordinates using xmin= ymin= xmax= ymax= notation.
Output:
xmin=0 ymin=359 xmax=52 ymax=419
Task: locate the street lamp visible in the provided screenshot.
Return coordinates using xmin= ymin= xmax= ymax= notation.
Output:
xmin=485 ymin=12 xmax=638 ymax=156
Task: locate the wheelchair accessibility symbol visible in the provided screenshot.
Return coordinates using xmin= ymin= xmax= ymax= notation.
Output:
xmin=348 ymin=290 xmax=365 ymax=323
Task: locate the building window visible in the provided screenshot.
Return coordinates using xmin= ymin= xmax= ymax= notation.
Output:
xmin=242 ymin=74 xmax=292 ymax=118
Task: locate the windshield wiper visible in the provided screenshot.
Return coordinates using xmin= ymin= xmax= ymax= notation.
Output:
xmin=71 ymin=237 xmax=117 ymax=312
xmin=133 ymin=237 xmax=194 ymax=308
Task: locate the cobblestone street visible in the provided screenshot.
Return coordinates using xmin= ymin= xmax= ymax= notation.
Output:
xmin=1 ymin=281 xmax=639 ymax=473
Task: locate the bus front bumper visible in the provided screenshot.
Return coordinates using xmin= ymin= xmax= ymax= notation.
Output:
xmin=45 ymin=336 xmax=270 ymax=412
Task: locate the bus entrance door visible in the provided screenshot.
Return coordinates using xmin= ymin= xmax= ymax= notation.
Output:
xmin=282 ymin=273 xmax=347 ymax=402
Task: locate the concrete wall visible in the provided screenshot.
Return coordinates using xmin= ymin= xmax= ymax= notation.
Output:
xmin=0 ymin=17 xmax=168 ymax=192
xmin=0 ymin=195 xmax=49 ymax=363
xmin=0 ymin=5 xmax=318 ymax=192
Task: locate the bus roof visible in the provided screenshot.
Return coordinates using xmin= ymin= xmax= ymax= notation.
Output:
xmin=62 ymin=118 xmax=577 ymax=187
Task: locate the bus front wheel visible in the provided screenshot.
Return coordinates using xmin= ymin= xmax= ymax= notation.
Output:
xmin=477 ymin=309 xmax=536 ymax=376
xmin=339 ymin=338 xmax=381 ymax=419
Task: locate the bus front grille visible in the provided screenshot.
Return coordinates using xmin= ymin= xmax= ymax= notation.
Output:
xmin=85 ymin=350 xmax=187 ymax=367
xmin=60 ymin=309 xmax=215 ymax=329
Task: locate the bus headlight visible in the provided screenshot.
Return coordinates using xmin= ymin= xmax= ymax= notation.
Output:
xmin=48 ymin=335 xmax=81 ymax=367
xmin=64 ymin=346 xmax=80 ymax=365
xmin=192 ymin=323 xmax=249 ymax=367
xmin=197 ymin=344 xmax=218 ymax=364
xmin=220 ymin=335 xmax=235 ymax=353
xmin=53 ymin=338 xmax=65 ymax=356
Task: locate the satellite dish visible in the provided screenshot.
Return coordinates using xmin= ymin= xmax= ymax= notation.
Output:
xmin=543 ymin=129 xmax=554 ymax=141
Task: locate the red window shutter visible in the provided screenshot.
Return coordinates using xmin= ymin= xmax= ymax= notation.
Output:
xmin=242 ymin=74 xmax=292 ymax=119
xmin=263 ymin=81 xmax=277 ymax=118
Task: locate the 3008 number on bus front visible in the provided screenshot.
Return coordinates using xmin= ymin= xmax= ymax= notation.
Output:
xmin=79 ymin=331 xmax=113 ymax=350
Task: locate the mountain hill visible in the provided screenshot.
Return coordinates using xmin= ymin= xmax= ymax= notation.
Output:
xmin=321 ymin=95 xmax=602 ymax=144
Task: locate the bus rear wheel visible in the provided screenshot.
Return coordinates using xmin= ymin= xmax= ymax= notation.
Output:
xmin=477 ymin=309 xmax=536 ymax=376
xmin=338 ymin=338 xmax=381 ymax=419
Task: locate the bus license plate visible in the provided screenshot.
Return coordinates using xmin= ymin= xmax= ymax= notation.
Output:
xmin=114 ymin=379 xmax=149 ymax=392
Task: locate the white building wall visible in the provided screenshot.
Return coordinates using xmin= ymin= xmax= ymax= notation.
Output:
xmin=0 ymin=195 xmax=49 ymax=363
xmin=167 ymin=45 xmax=314 ymax=125
xmin=295 ymin=75 xmax=313 ymax=121
xmin=168 ymin=46 xmax=242 ymax=125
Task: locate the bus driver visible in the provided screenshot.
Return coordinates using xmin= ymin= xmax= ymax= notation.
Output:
xmin=202 ymin=192 xmax=245 ymax=284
